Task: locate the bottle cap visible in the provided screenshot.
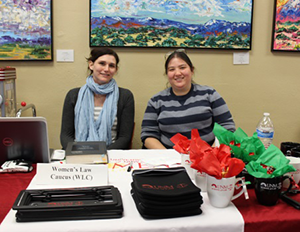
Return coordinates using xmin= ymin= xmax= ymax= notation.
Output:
xmin=263 ymin=112 xmax=270 ymax=116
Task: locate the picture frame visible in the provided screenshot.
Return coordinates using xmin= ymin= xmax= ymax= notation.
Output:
xmin=0 ymin=0 xmax=53 ymax=61
xmin=272 ymin=0 xmax=300 ymax=52
xmin=90 ymin=0 xmax=254 ymax=50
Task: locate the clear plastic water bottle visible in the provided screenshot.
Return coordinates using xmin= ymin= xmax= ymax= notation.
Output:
xmin=256 ymin=112 xmax=274 ymax=149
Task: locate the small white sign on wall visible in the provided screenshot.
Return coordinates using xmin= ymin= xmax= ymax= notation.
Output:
xmin=233 ymin=52 xmax=249 ymax=65
xmin=56 ymin=49 xmax=74 ymax=62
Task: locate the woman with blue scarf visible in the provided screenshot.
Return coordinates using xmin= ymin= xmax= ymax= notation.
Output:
xmin=60 ymin=48 xmax=135 ymax=150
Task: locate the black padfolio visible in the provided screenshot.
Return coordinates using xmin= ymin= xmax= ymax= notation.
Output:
xmin=12 ymin=186 xmax=123 ymax=222
xmin=130 ymin=167 xmax=203 ymax=219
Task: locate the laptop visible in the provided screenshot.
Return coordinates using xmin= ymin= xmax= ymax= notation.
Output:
xmin=0 ymin=117 xmax=50 ymax=164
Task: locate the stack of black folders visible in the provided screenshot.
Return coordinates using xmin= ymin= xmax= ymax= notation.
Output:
xmin=12 ymin=186 xmax=123 ymax=222
xmin=131 ymin=167 xmax=203 ymax=219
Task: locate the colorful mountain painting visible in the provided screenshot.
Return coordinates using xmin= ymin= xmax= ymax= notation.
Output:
xmin=272 ymin=0 xmax=300 ymax=51
xmin=0 ymin=0 xmax=52 ymax=61
xmin=90 ymin=0 xmax=253 ymax=50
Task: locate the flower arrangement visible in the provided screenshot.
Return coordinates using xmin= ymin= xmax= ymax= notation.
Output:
xmin=171 ymin=129 xmax=245 ymax=179
xmin=246 ymin=145 xmax=296 ymax=178
xmin=214 ymin=123 xmax=295 ymax=178
xmin=213 ymin=123 xmax=265 ymax=163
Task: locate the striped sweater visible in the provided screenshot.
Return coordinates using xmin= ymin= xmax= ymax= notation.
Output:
xmin=141 ymin=84 xmax=235 ymax=148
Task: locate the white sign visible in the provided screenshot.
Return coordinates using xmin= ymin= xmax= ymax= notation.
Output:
xmin=35 ymin=163 xmax=108 ymax=187
xmin=233 ymin=52 xmax=249 ymax=65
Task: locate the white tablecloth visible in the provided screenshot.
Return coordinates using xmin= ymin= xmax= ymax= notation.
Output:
xmin=0 ymin=149 xmax=244 ymax=232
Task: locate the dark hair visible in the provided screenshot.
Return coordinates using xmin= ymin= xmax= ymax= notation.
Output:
xmin=164 ymin=51 xmax=194 ymax=75
xmin=87 ymin=48 xmax=120 ymax=74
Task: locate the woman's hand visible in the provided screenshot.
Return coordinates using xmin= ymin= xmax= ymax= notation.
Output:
xmin=144 ymin=137 xmax=167 ymax=149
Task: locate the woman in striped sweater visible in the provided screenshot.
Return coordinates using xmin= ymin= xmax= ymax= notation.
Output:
xmin=141 ymin=50 xmax=235 ymax=149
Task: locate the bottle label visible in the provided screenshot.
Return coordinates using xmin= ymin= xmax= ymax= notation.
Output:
xmin=256 ymin=129 xmax=274 ymax=139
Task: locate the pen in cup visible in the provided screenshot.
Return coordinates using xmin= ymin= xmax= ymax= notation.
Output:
xmin=127 ymin=161 xmax=133 ymax=172
xmin=236 ymin=181 xmax=251 ymax=188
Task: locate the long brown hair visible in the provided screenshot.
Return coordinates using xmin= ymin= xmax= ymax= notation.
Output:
xmin=87 ymin=48 xmax=119 ymax=75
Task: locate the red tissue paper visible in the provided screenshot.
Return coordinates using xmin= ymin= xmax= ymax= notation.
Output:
xmin=171 ymin=129 xmax=245 ymax=179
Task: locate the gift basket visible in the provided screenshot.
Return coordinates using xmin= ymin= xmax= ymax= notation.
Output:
xmin=213 ymin=123 xmax=265 ymax=163
xmin=244 ymin=145 xmax=297 ymax=207
xmin=245 ymin=144 xmax=296 ymax=179
xmin=171 ymin=129 xmax=249 ymax=207
xmin=171 ymin=129 xmax=245 ymax=179
xmin=213 ymin=123 xmax=299 ymax=207
xmin=171 ymin=124 xmax=294 ymax=180
xmin=213 ymin=123 xmax=268 ymax=187
xmin=213 ymin=123 xmax=296 ymax=179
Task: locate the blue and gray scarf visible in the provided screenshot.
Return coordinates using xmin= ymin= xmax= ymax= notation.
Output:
xmin=74 ymin=76 xmax=119 ymax=145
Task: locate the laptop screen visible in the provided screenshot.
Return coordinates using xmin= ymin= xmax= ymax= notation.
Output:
xmin=0 ymin=117 xmax=50 ymax=164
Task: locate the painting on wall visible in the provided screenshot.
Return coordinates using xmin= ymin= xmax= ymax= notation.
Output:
xmin=90 ymin=0 xmax=254 ymax=50
xmin=0 ymin=0 xmax=53 ymax=61
xmin=272 ymin=0 xmax=300 ymax=51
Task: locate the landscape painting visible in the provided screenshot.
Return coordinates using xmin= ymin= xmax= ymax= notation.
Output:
xmin=90 ymin=0 xmax=254 ymax=50
xmin=0 ymin=0 xmax=53 ymax=61
xmin=272 ymin=0 xmax=300 ymax=51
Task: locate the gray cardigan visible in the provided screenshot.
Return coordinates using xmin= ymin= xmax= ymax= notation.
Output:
xmin=60 ymin=87 xmax=135 ymax=150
